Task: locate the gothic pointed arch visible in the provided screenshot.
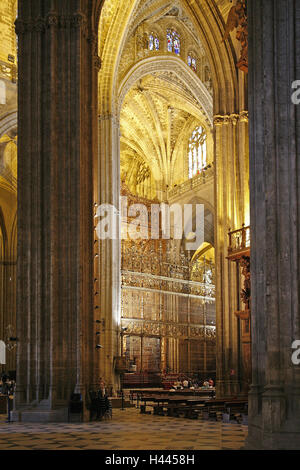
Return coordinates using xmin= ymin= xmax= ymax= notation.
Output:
xmin=118 ymin=55 xmax=213 ymax=125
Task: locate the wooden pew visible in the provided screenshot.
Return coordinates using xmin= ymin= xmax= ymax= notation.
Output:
xmin=223 ymin=400 xmax=248 ymax=423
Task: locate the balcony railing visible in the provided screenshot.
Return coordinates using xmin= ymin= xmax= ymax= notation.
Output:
xmin=228 ymin=224 xmax=250 ymax=258
xmin=168 ymin=164 xmax=214 ymax=199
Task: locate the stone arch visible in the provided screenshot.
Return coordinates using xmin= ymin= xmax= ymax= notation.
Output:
xmin=96 ymin=0 xmax=245 ymax=395
xmin=118 ymin=56 xmax=213 ymax=125
xmin=98 ymin=0 xmax=239 ymax=115
xmin=183 ymin=0 xmax=239 ymax=113
xmin=0 ymin=112 xmax=17 ymax=139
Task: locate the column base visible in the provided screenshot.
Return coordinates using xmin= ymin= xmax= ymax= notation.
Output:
xmin=245 ymin=428 xmax=300 ymax=450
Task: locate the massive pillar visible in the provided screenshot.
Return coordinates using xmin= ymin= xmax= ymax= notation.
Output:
xmin=13 ymin=0 xmax=100 ymax=422
xmin=97 ymin=113 xmax=121 ymax=393
xmin=247 ymin=0 xmax=300 ymax=449
xmin=214 ymin=113 xmax=248 ymax=397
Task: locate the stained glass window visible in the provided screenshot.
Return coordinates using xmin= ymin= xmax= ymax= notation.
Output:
xmin=173 ymin=33 xmax=180 ymax=55
xmin=188 ymin=54 xmax=197 ymax=72
xmin=167 ymin=30 xmax=180 ymax=55
xmin=149 ymin=34 xmax=154 ymax=51
xmin=149 ymin=34 xmax=159 ymax=51
xmin=167 ymin=30 xmax=173 ymax=52
xmin=188 ymin=126 xmax=207 ymax=179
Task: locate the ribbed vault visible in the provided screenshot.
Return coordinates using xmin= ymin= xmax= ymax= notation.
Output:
xmin=98 ymin=0 xmax=241 ymax=115
xmin=120 ymin=69 xmax=213 ymax=198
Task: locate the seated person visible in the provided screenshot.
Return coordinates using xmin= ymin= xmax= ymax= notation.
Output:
xmin=172 ymin=380 xmax=183 ymax=390
xmin=208 ymin=378 xmax=214 ymax=387
xmin=182 ymin=379 xmax=189 ymax=388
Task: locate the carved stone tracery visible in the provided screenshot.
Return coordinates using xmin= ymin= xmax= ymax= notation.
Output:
xmin=15 ymin=12 xmax=89 ymax=37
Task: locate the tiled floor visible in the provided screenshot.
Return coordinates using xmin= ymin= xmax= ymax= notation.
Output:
xmin=0 ymin=408 xmax=247 ymax=450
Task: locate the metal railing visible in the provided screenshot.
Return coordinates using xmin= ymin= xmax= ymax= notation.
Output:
xmin=168 ymin=164 xmax=214 ymax=199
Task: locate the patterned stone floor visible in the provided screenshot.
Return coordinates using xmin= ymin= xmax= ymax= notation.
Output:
xmin=0 ymin=408 xmax=247 ymax=450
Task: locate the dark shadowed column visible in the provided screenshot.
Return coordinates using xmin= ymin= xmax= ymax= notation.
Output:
xmin=247 ymin=0 xmax=300 ymax=449
xmin=12 ymin=0 xmax=100 ymax=422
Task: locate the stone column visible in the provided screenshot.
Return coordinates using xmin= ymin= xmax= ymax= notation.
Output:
xmin=214 ymin=114 xmax=242 ymax=397
xmin=13 ymin=1 xmax=99 ymax=422
xmin=97 ymin=114 xmax=121 ymax=394
xmin=247 ymin=0 xmax=300 ymax=449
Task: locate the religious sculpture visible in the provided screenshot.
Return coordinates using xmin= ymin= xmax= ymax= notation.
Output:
xmin=223 ymin=0 xmax=248 ymax=73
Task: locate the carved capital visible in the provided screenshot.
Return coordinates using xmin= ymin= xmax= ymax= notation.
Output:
xmin=94 ymin=55 xmax=102 ymax=71
xmin=98 ymin=113 xmax=120 ymax=128
xmin=213 ymin=114 xmax=231 ymax=125
xmin=34 ymin=17 xmax=46 ymax=33
xmin=46 ymin=12 xmax=59 ymax=28
xmin=239 ymin=110 xmax=249 ymax=123
xmin=230 ymin=113 xmax=240 ymax=125
xmin=14 ymin=19 xmax=26 ymax=36
xmin=213 ymin=115 xmax=225 ymax=126
xmin=15 ymin=11 xmax=89 ymax=36
xmin=71 ymin=12 xmax=87 ymax=30
xmin=214 ymin=111 xmax=249 ymax=127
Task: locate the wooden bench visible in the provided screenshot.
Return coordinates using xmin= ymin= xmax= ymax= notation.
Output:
xmin=150 ymin=401 xmax=206 ymax=419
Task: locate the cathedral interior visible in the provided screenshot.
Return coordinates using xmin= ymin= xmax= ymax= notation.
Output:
xmin=0 ymin=0 xmax=299 ymax=451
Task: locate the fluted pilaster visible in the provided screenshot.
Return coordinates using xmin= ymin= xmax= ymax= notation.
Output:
xmin=214 ymin=112 xmax=249 ymax=397
xmin=13 ymin=0 xmax=99 ymax=422
xmin=247 ymin=0 xmax=300 ymax=449
xmin=97 ymin=113 xmax=121 ymax=393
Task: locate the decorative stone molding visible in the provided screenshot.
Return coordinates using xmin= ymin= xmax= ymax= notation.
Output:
xmin=239 ymin=110 xmax=249 ymax=123
xmin=98 ymin=113 xmax=120 ymax=128
xmin=213 ymin=111 xmax=248 ymax=126
xmin=15 ymin=11 xmax=89 ymax=37
xmin=230 ymin=114 xmax=240 ymax=126
xmin=121 ymin=318 xmax=216 ymax=340
xmin=213 ymin=115 xmax=225 ymax=126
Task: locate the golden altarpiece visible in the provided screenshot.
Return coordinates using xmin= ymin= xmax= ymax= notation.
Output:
xmin=119 ymin=184 xmax=216 ymax=387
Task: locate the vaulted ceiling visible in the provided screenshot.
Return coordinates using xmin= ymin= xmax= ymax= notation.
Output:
xmin=117 ymin=0 xmax=218 ymax=200
xmin=120 ymin=72 xmax=209 ymax=196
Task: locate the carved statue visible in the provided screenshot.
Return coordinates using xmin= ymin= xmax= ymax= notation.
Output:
xmin=223 ymin=1 xmax=244 ymax=40
xmin=240 ymin=256 xmax=250 ymax=308
xmin=223 ymin=0 xmax=248 ymax=73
